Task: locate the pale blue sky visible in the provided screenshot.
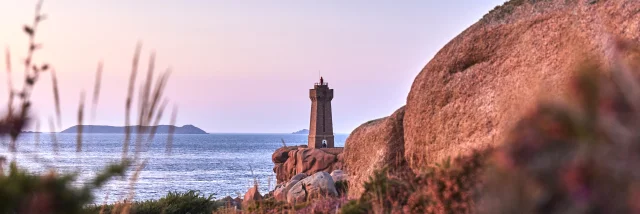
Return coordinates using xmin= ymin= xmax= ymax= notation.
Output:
xmin=0 ymin=0 xmax=505 ymax=133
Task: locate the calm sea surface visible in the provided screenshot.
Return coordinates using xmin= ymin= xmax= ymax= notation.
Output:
xmin=0 ymin=133 xmax=347 ymax=203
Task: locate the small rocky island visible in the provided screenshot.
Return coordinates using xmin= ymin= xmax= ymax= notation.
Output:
xmin=60 ymin=125 xmax=207 ymax=134
xmin=291 ymin=129 xmax=309 ymax=134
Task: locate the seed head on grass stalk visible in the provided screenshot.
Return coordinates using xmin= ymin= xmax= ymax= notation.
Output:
xmin=124 ymin=43 xmax=142 ymax=161
xmin=139 ymin=52 xmax=155 ymax=129
xmin=166 ymin=105 xmax=178 ymax=155
xmin=77 ymin=91 xmax=85 ymax=152
xmin=5 ymin=47 xmax=13 ymax=115
xmin=50 ymin=68 xmax=61 ymax=128
xmin=133 ymin=54 xmax=172 ymax=162
xmin=92 ymin=61 xmax=103 ymax=122
xmin=48 ymin=116 xmax=58 ymax=156
xmin=34 ymin=119 xmax=39 ymax=148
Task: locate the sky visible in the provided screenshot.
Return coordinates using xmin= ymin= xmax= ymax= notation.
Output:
xmin=0 ymin=0 xmax=506 ymax=134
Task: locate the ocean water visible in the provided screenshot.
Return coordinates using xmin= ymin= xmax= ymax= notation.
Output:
xmin=0 ymin=133 xmax=347 ymax=203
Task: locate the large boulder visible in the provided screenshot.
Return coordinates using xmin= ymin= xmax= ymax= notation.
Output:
xmin=273 ymin=147 xmax=343 ymax=183
xmin=273 ymin=173 xmax=306 ymax=201
xmin=286 ymin=171 xmax=338 ymax=204
xmin=290 ymin=173 xmax=307 ymax=181
xmin=344 ymin=107 xmax=410 ymax=199
xmin=398 ymin=0 xmax=640 ymax=172
xmin=330 ymin=170 xmax=347 ymax=182
xmin=273 ymin=184 xmax=286 ymax=201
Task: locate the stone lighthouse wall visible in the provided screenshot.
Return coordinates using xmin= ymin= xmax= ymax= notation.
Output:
xmin=309 ymin=84 xmax=335 ymax=148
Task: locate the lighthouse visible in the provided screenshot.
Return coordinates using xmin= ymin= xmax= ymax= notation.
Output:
xmin=308 ymin=77 xmax=334 ymax=148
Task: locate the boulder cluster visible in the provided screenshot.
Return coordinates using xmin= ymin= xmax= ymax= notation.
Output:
xmin=241 ymin=146 xmax=348 ymax=204
xmin=243 ymin=170 xmax=346 ymax=204
xmin=272 ymin=146 xmax=344 ymax=184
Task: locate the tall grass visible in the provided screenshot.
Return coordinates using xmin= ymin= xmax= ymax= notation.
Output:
xmin=0 ymin=1 xmax=184 ymax=213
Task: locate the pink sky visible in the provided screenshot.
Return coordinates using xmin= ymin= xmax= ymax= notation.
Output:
xmin=0 ymin=0 xmax=505 ymax=133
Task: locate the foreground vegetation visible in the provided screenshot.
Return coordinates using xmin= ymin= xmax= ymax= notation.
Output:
xmin=0 ymin=1 xmax=178 ymax=213
xmin=84 ymin=191 xmax=220 ymax=214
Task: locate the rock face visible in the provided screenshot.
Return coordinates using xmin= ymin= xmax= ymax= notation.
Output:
xmin=272 ymin=146 xmax=343 ymax=184
xmin=402 ymin=0 xmax=640 ymax=171
xmin=337 ymin=0 xmax=640 ymax=177
xmin=243 ymin=185 xmax=263 ymax=203
xmin=286 ymin=171 xmax=338 ymax=203
xmin=221 ymin=196 xmax=242 ymax=209
xmin=344 ymin=107 xmax=410 ymax=199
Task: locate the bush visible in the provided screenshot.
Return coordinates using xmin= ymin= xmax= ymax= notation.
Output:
xmin=0 ymin=161 xmax=126 ymax=214
xmin=335 ymin=180 xmax=349 ymax=197
xmin=243 ymin=198 xmax=290 ymax=213
xmin=86 ymin=190 xmax=219 ymax=214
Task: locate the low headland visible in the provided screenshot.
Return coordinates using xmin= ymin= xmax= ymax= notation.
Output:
xmin=291 ymin=129 xmax=309 ymax=134
xmin=60 ymin=124 xmax=207 ymax=134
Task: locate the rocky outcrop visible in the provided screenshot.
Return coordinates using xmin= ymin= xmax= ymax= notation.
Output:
xmin=272 ymin=146 xmax=303 ymax=164
xmin=220 ymin=196 xmax=242 ymax=209
xmin=344 ymin=107 xmax=411 ymax=199
xmin=286 ymin=172 xmax=338 ymax=203
xmin=243 ymin=185 xmax=263 ymax=203
xmin=272 ymin=146 xmax=343 ymax=184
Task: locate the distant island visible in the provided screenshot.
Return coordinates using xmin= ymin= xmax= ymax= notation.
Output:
xmin=60 ymin=125 xmax=207 ymax=134
xmin=292 ymin=129 xmax=309 ymax=134
xmin=20 ymin=131 xmax=43 ymax=133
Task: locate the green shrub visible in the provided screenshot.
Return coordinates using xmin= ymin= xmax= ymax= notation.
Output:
xmin=335 ymin=180 xmax=348 ymax=197
xmin=0 ymin=161 xmax=126 ymax=214
xmin=243 ymin=198 xmax=289 ymax=213
xmin=86 ymin=190 xmax=219 ymax=214
xmin=340 ymin=199 xmax=370 ymax=214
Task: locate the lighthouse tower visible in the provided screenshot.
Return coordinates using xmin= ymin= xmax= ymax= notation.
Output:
xmin=308 ymin=77 xmax=334 ymax=148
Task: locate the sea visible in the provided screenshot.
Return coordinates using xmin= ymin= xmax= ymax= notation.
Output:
xmin=0 ymin=133 xmax=348 ymax=204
